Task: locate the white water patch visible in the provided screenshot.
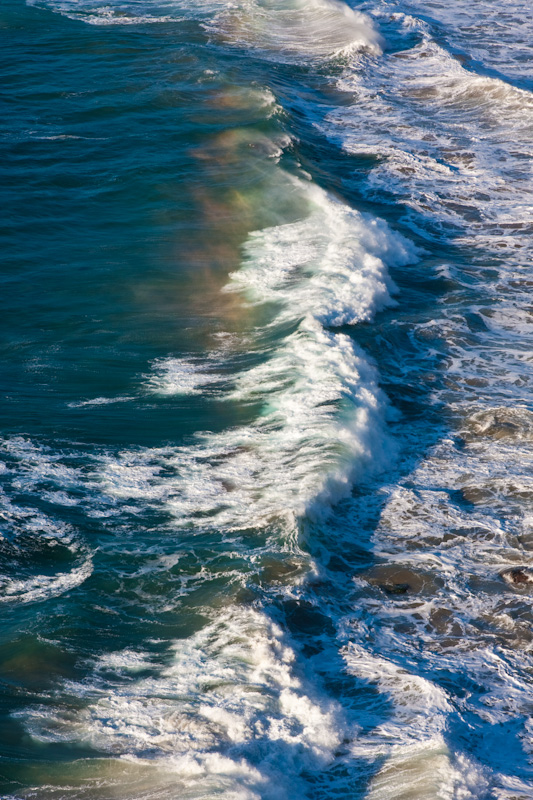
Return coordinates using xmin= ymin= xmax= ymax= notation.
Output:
xmin=327 ymin=15 xmax=533 ymax=257
xmin=26 ymin=0 xmax=186 ymax=24
xmin=0 ymin=436 xmax=90 ymax=513
xmin=336 ymin=417 xmax=533 ymax=794
xmin=208 ymin=0 xmax=382 ymax=64
xmin=343 ymin=644 xmax=451 ymax=745
xmin=0 ymin=443 xmax=86 ymax=520
xmin=144 ymin=357 xmax=222 ymax=396
xmin=100 ymin=324 xmax=393 ymax=532
xmin=364 ymin=745 xmax=483 ymax=800
xmin=99 ymin=179 xmax=416 ymax=531
xmin=340 ymin=647 xmax=485 ymax=800
xmin=0 ymin=556 xmax=93 ymax=605
xmin=227 ymin=182 xmax=411 ymax=326
xmin=67 ymin=395 xmax=135 ymax=408
xmin=0 ymin=438 xmax=94 ymax=605
xmin=0 ymin=496 xmax=92 ymax=605
xmin=24 ymin=0 xmax=234 ymax=24
xmin=1 ymin=436 xmax=82 ymax=489
xmin=19 ymin=606 xmax=345 ymax=798
xmin=378 ymin=0 xmax=533 ymax=86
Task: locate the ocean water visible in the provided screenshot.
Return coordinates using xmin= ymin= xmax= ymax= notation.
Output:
xmin=1 ymin=0 xmax=533 ymax=797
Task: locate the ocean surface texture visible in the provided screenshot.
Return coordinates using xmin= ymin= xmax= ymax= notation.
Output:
xmin=2 ymin=0 xmax=533 ymax=797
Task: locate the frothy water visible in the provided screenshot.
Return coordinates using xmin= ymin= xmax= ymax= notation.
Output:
xmin=18 ymin=607 xmax=345 ymax=799
xmin=3 ymin=0 xmax=533 ymax=796
xmin=100 ymin=176 xmax=413 ymax=532
xmin=25 ymin=0 xmax=225 ymax=23
xmin=208 ymin=0 xmax=382 ymax=63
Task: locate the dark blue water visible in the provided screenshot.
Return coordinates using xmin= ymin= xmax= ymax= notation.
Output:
xmin=2 ymin=0 xmax=533 ymax=797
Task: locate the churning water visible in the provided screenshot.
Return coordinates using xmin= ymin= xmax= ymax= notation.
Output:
xmin=2 ymin=0 xmax=533 ymax=797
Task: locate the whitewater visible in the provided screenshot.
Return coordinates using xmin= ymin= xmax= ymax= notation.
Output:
xmin=1 ymin=0 xmax=533 ymax=797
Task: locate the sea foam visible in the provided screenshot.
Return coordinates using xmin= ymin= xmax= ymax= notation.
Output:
xmin=207 ymin=0 xmax=382 ymax=63
xmin=100 ymin=177 xmax=417 ymax=533
xmin=19 ymin=607 xmax=345 ymax=799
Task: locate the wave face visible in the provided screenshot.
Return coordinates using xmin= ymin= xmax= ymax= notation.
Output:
xmin=208 ymin=0 xmax=382 ymax=62
xmin=2 ymin=0 xmax=533 ymax=797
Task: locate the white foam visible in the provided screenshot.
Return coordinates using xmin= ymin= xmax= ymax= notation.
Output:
xmin=0 ymin=439 xmax=95 ymax=605
xmin=99 ymin=340 xmax=392 ymax=529
xmin=496 ymin=775 xmax=533 ymax=800
xmin=227 ymin=181 xmax=414 ymax=327
xmin=338 ymin=418 xmax=533 ymax=794
xmin=208 ymin=0 xmax=382 ymax=63
xmin=26 ymin=0 xmax=245 ymax=24
xmin=384 ymin=0 xmax=533 ymax=86
xmin=67 ymin=395 xmax=134 ymax=408
xmin=0 ymin=486 xmax=80 ymax=547
xmin=100 ymin=178 xmax=416 ymax=530
xmin=364 ymin=745 xmax=483 ymax=800
xmin=0 ymin=556 xmax=93 ymax=604
xmin=344 ymin=644 xmax=451 ymax=744
xmin=19 ymin=606 xmax=345 ymax=797
xmin=26 ymin=0 xmax=186 ymax=24
xmin=144 ymin=358 xmax=221 ymax=396
xmin=327 ymin=23 xmax=533 ymax=257
xmin=2 ymin=437 xmax=83 ymax=494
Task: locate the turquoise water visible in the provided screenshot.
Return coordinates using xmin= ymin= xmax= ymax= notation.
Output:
xmin=2 ymin=0 xmax=533 ymax=797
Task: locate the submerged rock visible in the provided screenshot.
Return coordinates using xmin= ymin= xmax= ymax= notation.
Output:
xmin=465 ymin=407 xmax=533 ymax=441
xmin=500 ymin=567 xmax=533 ymax=587
xmin=381 ymin=582 xmax=411 ymax=595
xmin=365 ymin=564 xmax=443 ymax=596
